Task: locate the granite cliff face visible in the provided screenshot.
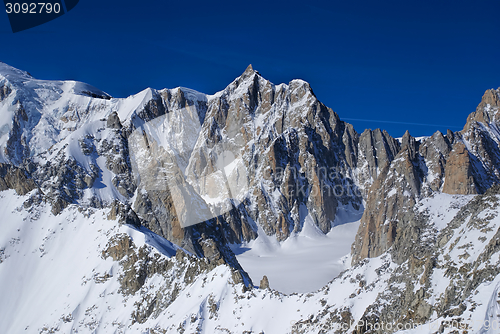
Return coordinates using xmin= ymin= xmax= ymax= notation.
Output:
xmin=179 ymin=65 xmax=364 ymax=240
xmin=352 ymin=88 xmax=500 ymax=264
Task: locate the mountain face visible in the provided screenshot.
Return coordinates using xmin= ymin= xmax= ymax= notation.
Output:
xmin=1 ymin=61 xmax=500 ymax=333
xmin=352 ymin=88 xmax=500 ymax=264
xmin=0 ymin=62 xmax=367 ymax=254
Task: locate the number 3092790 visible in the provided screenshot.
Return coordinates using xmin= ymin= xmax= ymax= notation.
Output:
xmin=5 ymin=3 xmax=61 ymax=14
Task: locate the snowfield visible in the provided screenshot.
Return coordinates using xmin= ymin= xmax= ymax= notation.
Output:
xmin=231 ymin=218 xmax=360 ymax=294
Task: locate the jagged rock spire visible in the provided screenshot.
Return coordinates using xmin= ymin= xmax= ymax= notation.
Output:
xmin=240 ymin=64 xmax=257 ymax=80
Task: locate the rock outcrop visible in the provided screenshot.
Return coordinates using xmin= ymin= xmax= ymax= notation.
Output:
xmin=442 ymin=141 xmax=477 ymax=194
xmin=352 ymin=131 xmax=421 ymax=263
xmin=106 ymin=111 xmax=123 ymax=130
xmin=0 ymin=162 xmax=37 ymax=195
xmin=355 ymin=128 xmax=400 ymax=195
xmin=259 ymin=275 xmax=270 ymax=289
xmin=0 ymin=82 xmax=11 ymax=101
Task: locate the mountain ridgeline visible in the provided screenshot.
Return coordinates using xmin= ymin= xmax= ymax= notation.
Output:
xmin=1 ymin=62 xmax=499 ymax=262
xmin=1 ymin=61 xmax=500 ymax=333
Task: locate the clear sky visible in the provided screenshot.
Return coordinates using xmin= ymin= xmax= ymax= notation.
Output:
xmin=1 ymin=0 xmax=499 ymax=137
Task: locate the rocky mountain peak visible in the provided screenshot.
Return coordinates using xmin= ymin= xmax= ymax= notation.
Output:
xmin=242 ymin=64 xmax=255 ymax=76
xmin=482 ymin=87 xmax=500 ymax=106
xmin=355 ymin=128 xmax=400 ymax=194
xmin=401 ymin=130 xmax=418 ymax=160
xmin=235 ymin=64 xmax=261 ymax=85
xmin=463 ymin=87 xmax=500 ymax=130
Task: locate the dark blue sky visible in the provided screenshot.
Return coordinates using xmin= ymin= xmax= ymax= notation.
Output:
xmin=1 ymin=0 xmax=499 ymax=137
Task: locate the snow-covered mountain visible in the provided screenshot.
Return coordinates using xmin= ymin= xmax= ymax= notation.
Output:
xmin=1 ymin=61 xmax=500 ymax=333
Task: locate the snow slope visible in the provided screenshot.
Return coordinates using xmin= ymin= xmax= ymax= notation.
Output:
xmin=2 ymin=188 xmax=499 ymax=333
xmin=0 ymin=188 xmax=383 ymax=333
